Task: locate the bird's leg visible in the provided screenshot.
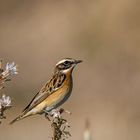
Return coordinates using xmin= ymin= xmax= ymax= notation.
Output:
xmin=44 ymin=108 xmax=71 ymax=122
xmin=43 ymin=109 xmax=51 ymax=121
xmin=45 ymin=113 xmax=51 ymax=121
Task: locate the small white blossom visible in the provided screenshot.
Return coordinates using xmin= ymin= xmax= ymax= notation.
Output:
xmin=50 ymin=109 xmax=61 ymax=118
xmin=5 ymin=62 xmax=18 ymax=75
xmin=44 ymin=108 xmax=71 ymax=119
xmin=1 ymin=62 xmax=18 ymax=78
xmin=0 ymin=94 xmax=11 ymax=108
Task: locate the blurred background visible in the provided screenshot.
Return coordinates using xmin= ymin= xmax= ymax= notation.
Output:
xmin=0 ymin=0 xmax=140 ymax=140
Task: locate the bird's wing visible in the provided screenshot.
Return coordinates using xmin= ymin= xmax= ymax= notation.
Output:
xmin=22 ymin=73 xmax=66 ymax=113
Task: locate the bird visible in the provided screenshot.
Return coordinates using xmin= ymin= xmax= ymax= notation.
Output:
xmin=10 ymin=58 xmax=82 ymax=124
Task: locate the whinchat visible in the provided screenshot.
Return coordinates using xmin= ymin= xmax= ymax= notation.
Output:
xmin=10 ymin=58 xmax=82 ymax=124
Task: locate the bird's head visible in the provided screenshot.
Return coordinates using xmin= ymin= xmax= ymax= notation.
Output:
xmin=54 ymin=58 xmax=82 ymax=74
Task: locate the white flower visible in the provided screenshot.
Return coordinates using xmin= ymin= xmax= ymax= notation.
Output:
xmin=1 ymin=62 xmax=18 ymax=78
xmin=50 ymin=109 xmax=61 ymax=118
xmin=6 ymin=62 xmax=18 ymax=75
xmin=0 ymin=94 xmax=11 ymax=108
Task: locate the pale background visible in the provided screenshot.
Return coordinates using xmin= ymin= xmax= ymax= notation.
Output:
xmin=0 ymin=0 xmax=140 ymax=140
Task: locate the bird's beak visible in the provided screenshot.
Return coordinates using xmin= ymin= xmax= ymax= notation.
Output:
xmin=75 ymin=60 xmax=83 ymax=64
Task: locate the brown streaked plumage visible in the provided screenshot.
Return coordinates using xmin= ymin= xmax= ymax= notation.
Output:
xmin=10 ymin=58 xmax=82 ymax=124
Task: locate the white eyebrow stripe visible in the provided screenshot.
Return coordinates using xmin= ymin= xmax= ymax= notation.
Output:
xmin=56 ymin=60 xmax=66 ymax=66
xmin=55 ymin=59 xmax=70 ymax=66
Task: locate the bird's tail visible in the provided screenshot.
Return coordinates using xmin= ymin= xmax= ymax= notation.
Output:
xmin=9 ymin=113 xmax=27 ymax=125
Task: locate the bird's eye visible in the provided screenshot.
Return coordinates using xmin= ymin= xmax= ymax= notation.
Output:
xmin=64 ymin=61 xmax=70 ymax=65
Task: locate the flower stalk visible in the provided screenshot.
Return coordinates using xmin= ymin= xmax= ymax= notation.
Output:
xmin=44 ymin=108 xmax=71 ymax=140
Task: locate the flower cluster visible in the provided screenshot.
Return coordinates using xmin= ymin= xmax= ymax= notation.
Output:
xmin=0 ymin=61 xmax=18 ymax=123
xmin=0 ymin=94 xmax=11 ymax=109
xmin=0 ymin=61 xmax=18 ymax=84
xmin=0 ymin=95 xmax=12 ymax=121
xmin=0 ymin=61 xmax=18 ymax=89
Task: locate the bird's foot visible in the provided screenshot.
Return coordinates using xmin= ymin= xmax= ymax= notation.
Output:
xmin=45 ymin=113 xmax=51 ymax=121
xmin=44 ymin=108 xmax=71 ymax=122
xmin=59 ymin=108 xmax=71 ymax=115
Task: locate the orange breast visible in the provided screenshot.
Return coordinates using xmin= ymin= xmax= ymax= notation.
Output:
xmin=35 ymin=74 xmax=72 ymax=112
